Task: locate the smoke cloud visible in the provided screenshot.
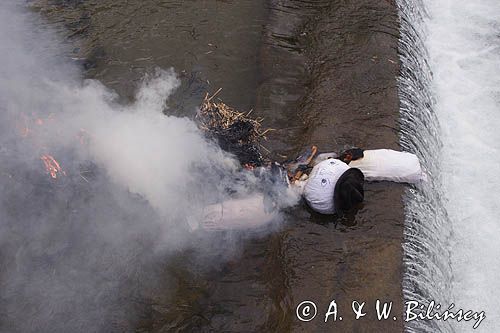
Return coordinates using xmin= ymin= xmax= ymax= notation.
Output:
xmin=0 ymin=1 xmax=296 ymax=332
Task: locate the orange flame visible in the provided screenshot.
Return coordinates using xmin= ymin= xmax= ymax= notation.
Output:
xmin=19 ymin=126 xmax=30 ymax=138
xmin=40 ymin=155 xmax=66 ymax=179
xmin=17 ymin=113 xmax=55 ymax=138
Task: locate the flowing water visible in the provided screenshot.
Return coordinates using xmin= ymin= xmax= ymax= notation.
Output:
xmin=398 ymin=0 xmax=500 ymax=332
xmin=397 ymin=1 xmax=453 ymax=332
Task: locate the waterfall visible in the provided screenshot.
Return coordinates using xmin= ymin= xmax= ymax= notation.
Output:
xmin=397 ymin=1 xmax=453 ymax=332
xmin=398 ymin=0 xmax=500 ymax=331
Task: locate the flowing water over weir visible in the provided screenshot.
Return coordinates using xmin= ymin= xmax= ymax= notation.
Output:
xmin=397 ymin=2 xmax=454 ymax=332
xmin=398 ymin=0 xmax=500 ymax=332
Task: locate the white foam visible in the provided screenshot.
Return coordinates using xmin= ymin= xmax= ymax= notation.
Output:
xmin=424 ymin=0 xmax=500 ymax=331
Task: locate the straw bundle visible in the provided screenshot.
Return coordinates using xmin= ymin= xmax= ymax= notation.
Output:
xmin=197 ymin=89 xmax=271 ymax=166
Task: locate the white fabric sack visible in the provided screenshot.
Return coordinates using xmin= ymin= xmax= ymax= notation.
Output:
xmin=303 ymin=159 xmax=350 ymax=214
xmin=349 ymin=149 xmax=426 ymax=183
xmin=198 ymin=194 xmax=278 ymax=231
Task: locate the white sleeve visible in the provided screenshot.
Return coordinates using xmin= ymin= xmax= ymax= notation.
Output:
xmin=350 ymin=149 xmax=426 ymax=184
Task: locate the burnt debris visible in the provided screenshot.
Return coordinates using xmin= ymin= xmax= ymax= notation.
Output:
xmin=197 ymin=89 xmax=272 ymax=166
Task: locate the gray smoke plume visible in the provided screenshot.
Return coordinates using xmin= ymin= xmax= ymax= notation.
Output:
xmin=0 ymin=2 xmax=297 ymax=332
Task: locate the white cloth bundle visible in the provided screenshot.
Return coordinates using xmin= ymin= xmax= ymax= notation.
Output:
xmin=349 ymin=149 xmax=426 ymax=183
xmin=197 ymin=194 xmax=278 ymax=231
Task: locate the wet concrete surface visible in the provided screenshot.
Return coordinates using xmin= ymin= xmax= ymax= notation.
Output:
xmin=32 ymin=0 xmax=404 ymax=331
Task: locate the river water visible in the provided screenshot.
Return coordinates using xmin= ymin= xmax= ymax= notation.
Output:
xmin=425 ymin=3 xmax=500 ymax=331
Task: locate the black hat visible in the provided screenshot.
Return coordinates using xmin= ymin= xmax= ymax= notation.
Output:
xmin=338 ymin=148 xmax=364 ymax=164
xmin=333 ymin=168 xmax=364 ymax=214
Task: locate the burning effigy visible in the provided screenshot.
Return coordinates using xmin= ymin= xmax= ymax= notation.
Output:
xmin=192 ymin=91 xmax=302 ymax=231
